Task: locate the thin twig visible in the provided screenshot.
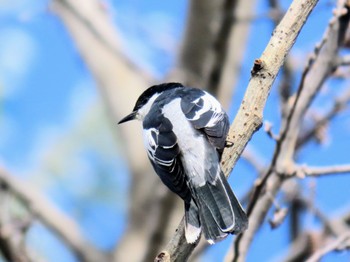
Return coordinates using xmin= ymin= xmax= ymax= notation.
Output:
xmin=296 ymin=88 xmax=350 ymax=148
xmin=284 ymin=210 xmax=350 ymax=261
xmin=241 ymin=146 xmax=266 ymax=174
xmin=264 ymin=120 xmax=280 ymax=141
xmin=297 ymin=164 xmax=350 ymax=177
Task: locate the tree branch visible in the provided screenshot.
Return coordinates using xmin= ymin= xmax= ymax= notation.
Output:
xmin=0 ymin=167 xmax=109 ymax=262
xmin=221 ymin=0 xmax=319 ymax=176
xmin=296 ymin=88 xmax=350 ymax=148
xmin=241 ymin=146 xmax=266 ymax=174
xmin=0 ymin=190 xmax=32 ymax=262
xmin=305 ymin=231 xmax=350 ymax=262
xmin=296 ymin=164 xmax=350 ymax=177
xmin=283 ymin=208 xmax=350 ymax=261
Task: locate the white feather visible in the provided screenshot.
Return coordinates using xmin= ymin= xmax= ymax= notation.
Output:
xmin=142 ymin=127 xmax=158 ymax=159
xmin=185 ymin=223 xmax=201 ymax=244
xmin=187 ymin=92 xmax=225 ymax=128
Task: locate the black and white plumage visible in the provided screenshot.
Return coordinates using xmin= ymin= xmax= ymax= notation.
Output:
xmin=118 ymin=83 xmax=248 ymax=244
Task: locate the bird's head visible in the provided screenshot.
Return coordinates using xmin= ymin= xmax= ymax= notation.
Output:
xmin=118 ymin=82 xmax=183 ymax=124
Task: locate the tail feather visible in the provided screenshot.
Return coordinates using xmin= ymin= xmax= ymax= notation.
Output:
xmin=198 ymin=201 xmax=227 ymax=244
xmin=219 ymin=171 xmax=248 ymax=234
xmin=193 ymin=171 xmax=248 ymax=243
xmin=196 ymin=183 xmax=233 ymax=232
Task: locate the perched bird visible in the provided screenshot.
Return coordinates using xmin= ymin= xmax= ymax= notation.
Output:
xmin=118 ymin=83 xmax=248 ymax=244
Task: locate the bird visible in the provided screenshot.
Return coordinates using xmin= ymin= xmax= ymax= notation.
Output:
xmin=118 ymin=82 xmax=248 ymax=244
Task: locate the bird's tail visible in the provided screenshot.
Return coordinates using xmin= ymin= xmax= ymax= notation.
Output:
xmin=184 ymin=199 xmax=201 ymax=243
xmin=186 ymin=171 xmax=248 ymax=244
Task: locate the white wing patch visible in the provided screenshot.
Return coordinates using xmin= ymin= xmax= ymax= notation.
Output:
xmin=189 ymin=97 xmax=211 ymax=121
xmin=207 ymin=110 xmax=225 ymax=128
xmin=188 ymin=91 xmax=225 ymax=128
xmin=143 ymin=127 xmax=177 ymax=167
xmin=142 ymin=127 xmax=158 ymax=160
xmin=203 ymin=91 xmax=226 ymax=128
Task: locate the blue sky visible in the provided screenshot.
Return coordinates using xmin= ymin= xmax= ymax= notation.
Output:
xmin=1 ymin=0 xmax=349 ymax=261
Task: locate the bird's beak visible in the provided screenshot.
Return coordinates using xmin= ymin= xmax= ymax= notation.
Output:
xmin=118 ymin=111 xmax=137 ymax=124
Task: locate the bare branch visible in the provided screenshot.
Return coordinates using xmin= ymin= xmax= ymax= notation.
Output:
xmin=296 ymin=88 xmax=350 ymax=148
xmin=206 ymin=0 xmax=238 ymax=96
xmin=264 ymin=120 xmax=280 ymax=141
xmin=336 ymin=54 xmax=350 ymax=66
xmin=305 ymin=231 xmax=350 ymax=262
xmin=0 ymin=190 xmax=32 ymax=262
xmin=283 ymin=233 xmax=313 ymax=262
xmin=269 ymin=207 xmax=288 ymax=229
xmin=284 ymin=209 xmax=350 ymax=261
xmin=241 ymin=146 xmax=266 ymax=174
xmin=189 ymin=240 xmax=210 ymax=262
xmin=296 ymin=164 xmax=350 ymax=177
xmin=0 ymin=167 xmax=109 ymax=262
xmin=220 ymin=0 xmax=321 ymax=176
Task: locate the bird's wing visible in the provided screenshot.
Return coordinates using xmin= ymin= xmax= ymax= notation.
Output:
xmin=180 ymin=89 xmax=247 ymax=241
xmin=143 ymin=111 xmax=202 ymax=243
xmin=142 ymin=115 xmax=191 ymax=202
xmin=181 ymin=89 xmax=230 ymax=152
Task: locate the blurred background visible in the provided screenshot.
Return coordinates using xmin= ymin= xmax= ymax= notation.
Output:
xmin=1 ymin=0 xmax=350 ymax=261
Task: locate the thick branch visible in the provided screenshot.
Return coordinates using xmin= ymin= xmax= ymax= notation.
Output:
xmin=221 ymin=0 xmax=319 ymax=178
